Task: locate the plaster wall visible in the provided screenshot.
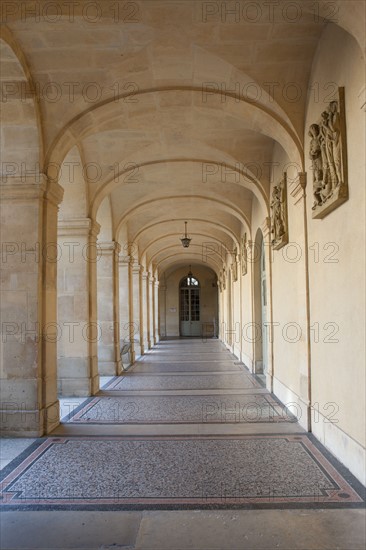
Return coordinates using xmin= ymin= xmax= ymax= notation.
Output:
xmin=305 ymin=24 xmax=366 ymax=483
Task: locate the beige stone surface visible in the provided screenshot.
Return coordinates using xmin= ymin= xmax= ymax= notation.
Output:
xmin=0 ymin=0 xmax=364 ymax=490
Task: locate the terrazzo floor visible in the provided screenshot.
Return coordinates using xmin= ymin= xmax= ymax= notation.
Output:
xmin=67 ymin=394 xmax=294 ymax=423
xmin=1 ymin=338 xmax=364 ymax=514
xmin=107 ymin=372 xmax=261 ymax=391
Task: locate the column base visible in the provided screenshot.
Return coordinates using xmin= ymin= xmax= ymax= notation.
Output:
xmin=121 ymin=353 xmax=132 ymax=370
xmin=44 ymin=399 xmax=60 ymax=434
xmin=58 ymin=377 xmax=95 ymax=397
xmin=116 ymin=359 xmax=123 ymax=375
xmin=133 ymin=343 xmax=143 ymax=359
xmin=91 ymin=373 xmax=100 ymax=395
xmin=98 ymin=361 xmax=119 ymax=376
xmin=0 ymin=402 xmax=59 ymax=437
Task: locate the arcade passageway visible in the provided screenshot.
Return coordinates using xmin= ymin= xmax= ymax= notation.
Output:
xmin=0 ymin=0 xmax=365 ymax=548
xmin=1 ymin=338 xmax=365 ymax=548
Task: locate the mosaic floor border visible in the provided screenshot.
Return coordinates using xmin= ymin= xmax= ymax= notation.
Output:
xmin=64 ymin=393 xmax=295 ymax=424
xmin=106 ymin=373 xmax=262 ymax=391
xmin=1 ymin=434 xmax=364 ymax=511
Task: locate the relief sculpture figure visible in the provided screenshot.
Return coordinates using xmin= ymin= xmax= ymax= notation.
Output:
xmin=309 ymin=89 xmax=347 ymax=219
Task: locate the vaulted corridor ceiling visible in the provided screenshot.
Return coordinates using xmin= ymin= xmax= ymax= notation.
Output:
xmin=2 ymin=0 xmax=363 ymax=275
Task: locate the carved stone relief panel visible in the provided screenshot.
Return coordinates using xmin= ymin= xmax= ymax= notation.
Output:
xmin=270 ymin=173 xmax=288 ymax=250
xmin=241 ymin=233 xmax=248 ymax=276
xmin=309 ymin=87 xmax=348 ymax=219
xmin=222 ymin=266 xmax=226 ymax=290
xmin=218 ymin=272 xmax=223 ymax=292
xmin=231 ymin=246 xmax=238 ymax=282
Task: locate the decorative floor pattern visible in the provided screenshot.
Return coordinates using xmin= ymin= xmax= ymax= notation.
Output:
xmin=144 ymin=353 xmax=233 ymax=360
xmin=135 ymin=362 xmax=243 ymax=373
xmin=3 ymin=340 xmax=364 ymax=514
xmin=108 ymin=373 xmax=261 ymax=391
xmin=1 ymin=435 xmax=364 ymax=510
xmin=68 ymin=394 xmax=294 ymax=424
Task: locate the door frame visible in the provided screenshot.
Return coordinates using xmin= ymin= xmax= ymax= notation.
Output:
xmin=179 ymin=275 xmax=201 ymax=337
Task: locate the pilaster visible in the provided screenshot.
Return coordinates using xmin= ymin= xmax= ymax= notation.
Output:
xmin=97 ymin=241 xmax=122 ymax=376
xmin=0 ymin=175 xmax=63 ymax=435
xmin=57 ymin=217 xmax=100 ymax=397
xmin=131 ymin=261 xmax=143 ymax=358
xmin=154 ymin=279 xmax=160 ymax=343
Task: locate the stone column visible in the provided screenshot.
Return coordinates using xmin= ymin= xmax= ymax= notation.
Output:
xmin=155 ymin=279 xmax=161 ymax=342
xmin=130 ymin=261 xmax=143 ymax=358
xmin=0 ymin=176 xmax=63 ymax=436
xmin=97 ymin=241 xmax=122 ymax=375
xmin=97 ymin=241 xmax=121 ymax=376
xmin=141 ymin=271 xmax=149 ymax=351
xmin=112 ymin=242 xmax=122 ymax=375
xmin=88 ymin=221 xmax=101 ymax=395
xmin=42 ymin=180 xmax=65 ymax=433
xmin=57 ymin=218 xmax=100 ymax=396
xmin=119 ymin=254 xmax=131 ymax=368
xmin=148 ymin=274 xmax=154 ymax=348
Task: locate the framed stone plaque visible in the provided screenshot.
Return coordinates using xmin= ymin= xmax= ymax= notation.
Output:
xmin=309 ymin=87 xmax=348 ymax=219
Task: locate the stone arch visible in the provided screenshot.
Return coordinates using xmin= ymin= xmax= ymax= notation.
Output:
xmin=91 ymin=158 xmax=269 ymax=220
xmin=44 ymin=87 xmax=303 ymax=178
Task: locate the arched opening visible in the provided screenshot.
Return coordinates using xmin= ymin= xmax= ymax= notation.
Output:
xmin=179 ymin=269 xmax=201 ymax=337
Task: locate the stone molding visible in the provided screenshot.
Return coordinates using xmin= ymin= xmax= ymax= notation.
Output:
xmin=98 ymin=241 xmax=121 ymax=255
xmin=58 ymin=218 xmax=92 ymax=237
xmin=0 ymin=174 xmax=63 ymax=205
xmin=0 ymin=175 xmax=64 ymax=208
xmin=119 ymin=254 xmax=131 ymax=266
xmin=132 ymin=263 xmax=142 ymax=275
xmin=45 ymin=181 xmax=64 ymax=208
xmin=89 ymin=221 xmax=101 ymax=240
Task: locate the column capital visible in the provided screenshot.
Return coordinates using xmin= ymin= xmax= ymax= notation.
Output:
xmin=90 ymin=221 xmax=101 ymax=239
xmin=0 ymin=175 xmax=66 ymax=208
xmin=45 ymin=181 xmax=64 ymax=207
xmin=0 ymin=173 xmax=47 ymax=201
xmin=119 ymin=254 xmax=131 ymax=265
xmin=290 ymin=172 xmax=307 ymax=205
xmin=98 ymin=241 xmax=121 ymax=254
xmin=58 ymin=217 xmax=92 ymax=237
xmin=132 ymin=263 xmax=142 ymax=275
